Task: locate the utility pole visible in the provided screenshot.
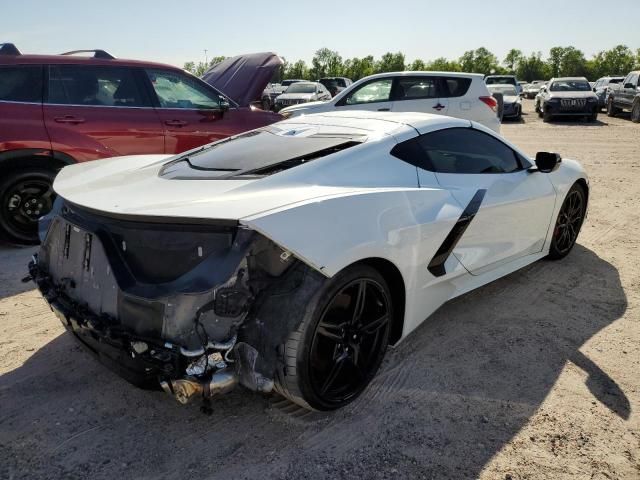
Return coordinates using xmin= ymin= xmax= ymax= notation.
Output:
xmin=204 ymin=49 xmax=208 ymax=65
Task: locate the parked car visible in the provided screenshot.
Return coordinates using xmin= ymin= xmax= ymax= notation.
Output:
xmin=318 ymin=77 xmax=352 ymax=97
xmin=274 ymin=81 xmax=332 ymax=111
xmin=593 ymin=76 xmax=625 ymax=109
xmin=29 ymin=110 xmax=589 ymax=411
xmin=485 ymin=75 xmax=523 ymax=95
xmin=261 ymin=83 xmax=283 ymax=111
xmin=606 ymin=71 xmax=640 ymax=122
xmin=280 ymin=72 xmax=501 ymax=133
xmin=535 ymin=77 xmax=599 ymax=122
xmin=0 ymin=44 xmax=281 ymax=244
xmin=524 ymin=80 xmax=546 ymax=99
xmin=487 ymin=84 xmax=522 ymax=120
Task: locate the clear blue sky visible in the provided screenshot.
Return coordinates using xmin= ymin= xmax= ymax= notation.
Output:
xmin=3 ymin=0 xmax=639 ymax=67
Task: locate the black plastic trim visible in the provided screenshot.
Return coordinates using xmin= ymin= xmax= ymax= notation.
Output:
xmin=428 ymin=189 xmax=486 ymax=277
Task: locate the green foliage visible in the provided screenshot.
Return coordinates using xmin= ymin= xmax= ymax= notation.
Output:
xmin=183 ymin=56 xmax=227 ymax=77
xmin=185 ymin=45 xmax=639 ymax=83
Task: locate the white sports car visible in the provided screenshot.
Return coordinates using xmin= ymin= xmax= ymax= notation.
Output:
xmin=29 ymin=111 xmax=589 ymax=411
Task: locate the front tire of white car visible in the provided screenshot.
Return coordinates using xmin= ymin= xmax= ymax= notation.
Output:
xmin=547 ymin=183 xmax=587 ymax=260
xmin=274 ymin=264 xmax=392 ymax=411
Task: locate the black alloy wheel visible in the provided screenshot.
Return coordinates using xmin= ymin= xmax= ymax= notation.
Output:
xmin=0 ymin=169 xmax=56 ymax=245
xmin=274 ymin=265 xmax=393 ymax=410
xmin=308 ymin=277 xmax=391 ymax=407
xmin=548 ymin=184 xmax=586 ymax=259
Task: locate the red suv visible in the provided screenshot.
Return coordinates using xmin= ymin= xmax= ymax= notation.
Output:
xmin=0 ymin=44 xmax=281 ymax=244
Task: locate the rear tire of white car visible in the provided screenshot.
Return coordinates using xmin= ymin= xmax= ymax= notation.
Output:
xmin=547 ymin=183 xmax=586 ymax=260
xmin=274 ymin=264 xmax=392 ymax=411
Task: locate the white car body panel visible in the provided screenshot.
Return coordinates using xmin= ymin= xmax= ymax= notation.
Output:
xmin=52 ymin=111 xmax=588 ymax=343
xmin=280 ymin=71 xmax=501 ymax=134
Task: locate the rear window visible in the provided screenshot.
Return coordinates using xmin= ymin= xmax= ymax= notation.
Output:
xmin=0 ymin=65 xmax=42 ymax=102
xmin=160 ymin=127 xmax=365 ymax=179
xmin=485 ymin=77 xmax=516 ymax=86
xmin=48 ymin=65 xmax=148 ymax=107
xmin=439 ymin=77 xmax=472 ymax=97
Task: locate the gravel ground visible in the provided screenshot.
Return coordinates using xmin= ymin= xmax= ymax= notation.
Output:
xmin=1 ymin=101 xmax=639 ymax=480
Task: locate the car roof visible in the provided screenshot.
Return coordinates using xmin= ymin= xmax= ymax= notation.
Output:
xmin=551 ymin=77 xmax=589 ymax=82
xmin=0 ymin=52 xmax=181 ymax=71
xmin=361 ymin=71 xmax=483 ymax=81
xmin=277 ymin=111 xmax=470 ymax=137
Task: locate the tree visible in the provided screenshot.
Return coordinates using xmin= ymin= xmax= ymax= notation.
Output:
xmin=183 ymin=56 xmax=227 ymax=77
xmin=459 ymin=47 xmax=501 ymax=75
xmin=409 ymin=59 xmax=426 ymax=71
xmin=376 ymin=52 xmax=405 ymax=73
xmin=504 ymin=49 xmax=523 ymax=73
xmin=310 ymin=48 xmax=343 ymax=79
xmin=285 ymin=60 xmax=310 ymax=80
xmin=516 ymin=52 xmax=549 ymax=81
xmin=342 ymin=56 xmax=376 ymax=80
xmin=425 ymin=57 xmax=461 ymax=72
xmin=547 ymin=46 xmax=587 ymax=77
xmin=592 ymin=45 xmax=636 ymax=76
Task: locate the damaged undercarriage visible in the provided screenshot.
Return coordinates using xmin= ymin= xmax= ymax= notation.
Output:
xmin=29 ymin=200 xmax=324 ymax=407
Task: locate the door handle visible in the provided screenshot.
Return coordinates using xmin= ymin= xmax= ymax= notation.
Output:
xmin=377 ymin=108 xmax=390 ymax=111
xmin=164 ymin=120 xmax=188 ymax=127
xmin=54 ymin=116 xmax=85 ymax=124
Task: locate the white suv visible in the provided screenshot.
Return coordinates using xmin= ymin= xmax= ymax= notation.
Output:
xmin=280 ymin=71 xmax=501 ymax=133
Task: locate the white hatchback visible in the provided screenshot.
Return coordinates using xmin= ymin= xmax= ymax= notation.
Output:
xmin=280 ymin=71 xmax=501 ymax=133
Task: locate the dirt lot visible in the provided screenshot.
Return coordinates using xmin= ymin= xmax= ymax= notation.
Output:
xmin=1 ymin=101 xmax=639 ymax=480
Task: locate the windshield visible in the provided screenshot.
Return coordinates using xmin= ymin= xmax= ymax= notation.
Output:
xmin=285 ymin=83 xmax=316 ymax=94
xmin=549 ymin=80 xmax=591 ymax=92
xmin=159 ymin=127 xmax=365 ymax=179
xmin=488 ymin=85 xmax=518 ymax=96
xmin=485 ymin=77 xmax=516 ymax=86
xmin=320 ymin=78 xmax=346 ymax=89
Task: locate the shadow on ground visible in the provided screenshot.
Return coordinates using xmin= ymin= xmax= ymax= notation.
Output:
xmin=0 ymin=245 xmax=628 ymax=479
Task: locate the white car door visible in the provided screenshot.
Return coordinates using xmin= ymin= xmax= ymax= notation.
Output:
xmin=390 ymin=75 xmax=448 ymax=115
xmin=415 ymin=127 xmax=556 ymax=275
xmin=334 ymin=78 xmax=394 ymax=112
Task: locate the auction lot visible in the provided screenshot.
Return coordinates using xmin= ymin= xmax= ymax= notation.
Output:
xmin=1 ymin=99 xmax=639 ymax=479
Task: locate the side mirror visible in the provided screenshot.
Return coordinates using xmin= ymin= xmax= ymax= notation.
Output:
xmin=593 ymin=87 xmax=597 ymax=92
xmin=219 ymin=96 xmax=230 ymax=112
xmin=534 ymin=152 xmax=562 ymax=173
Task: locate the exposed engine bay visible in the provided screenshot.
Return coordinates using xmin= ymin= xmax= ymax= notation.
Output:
xmin=28 ymin=199 xmax=324 ymax=408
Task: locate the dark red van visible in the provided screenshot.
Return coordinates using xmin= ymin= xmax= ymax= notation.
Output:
xmin=0 ymin=44 xmax=281 ymax=244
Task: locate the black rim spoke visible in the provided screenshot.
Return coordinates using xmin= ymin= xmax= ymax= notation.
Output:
xmin=309 ymin=277 xmax=390 ymax=405
xmin=554 ymin=190 xmax=583 ymax=254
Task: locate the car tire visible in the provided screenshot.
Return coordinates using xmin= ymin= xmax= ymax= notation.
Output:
xmin=547 ymin=183 xmax=586 ymax=260
xmin=631 ymin=101 xmax=640 ymax=123
xmin=607 ymin=98 xmax=620 ymax=117
xmin=0 ymin=167 xmax=57 ymax=245
xmin=261 ymin=98 xmax=271 ymax=111
xmin=587 ymin=110 xmax=598 ymax=122
xmin=274 ymin=264 xmax=393 ymax=411
xmin=543 ymin=110 xmax=553 ymax=122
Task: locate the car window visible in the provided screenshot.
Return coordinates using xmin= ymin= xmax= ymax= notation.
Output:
xmin=439 ymin=77 xmax=472 ymax=97
xmin=344 ymin=79 xmax=393 ymax=105
xmin=394 ymin=77 xmax=437 ymax=100
xmin=628 ymin=74 xmax=639 ymax=87
xmin=146 ymin=69 xmax=220 ymax=109
xmin=486 ymin=77 xmax=516 ymax=86
xmin=48 ymin=65 xmax=147 ymax=107
xmin=392 ymin=128 xmax=521 ymax=174
xmin=549 ymin=80 xmax=591 ymax=92
xmin=0 ymin=65 xmax=42 ymax=103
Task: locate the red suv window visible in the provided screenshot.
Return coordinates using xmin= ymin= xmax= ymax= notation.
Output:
xmin=0 ymin=65 xmax=43 ymax=103
xmin=48 ymin=65 xmax=149 ymax=107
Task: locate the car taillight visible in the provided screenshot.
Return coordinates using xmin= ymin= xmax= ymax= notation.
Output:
xmin=479 ymin=96 xmax=498 ymax=112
